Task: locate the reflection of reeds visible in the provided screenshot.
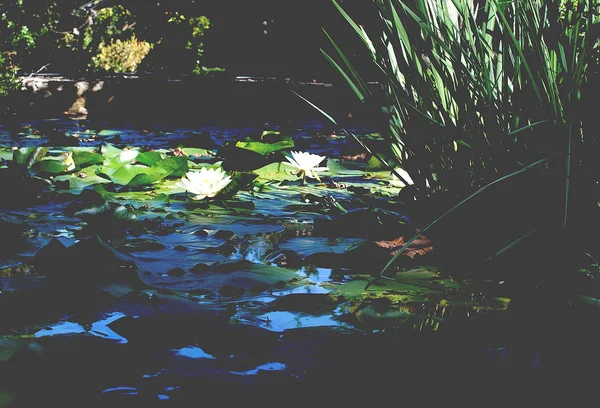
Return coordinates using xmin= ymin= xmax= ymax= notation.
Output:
xmin=316 ymin=0 xmax=598 ymax=277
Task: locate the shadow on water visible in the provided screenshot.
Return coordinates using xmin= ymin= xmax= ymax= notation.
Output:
xmin=0 ymin=114 xmax=598 ymax=405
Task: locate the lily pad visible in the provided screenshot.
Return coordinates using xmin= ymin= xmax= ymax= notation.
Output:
xmin=235 ymin=138 xmax=294 ymax=156
xmin=135 ymin=151 xmax=164 ymax=166
xmin=97 ymin=129 xmax=122 ymax=138
xmin=106 ymin=156 xmax=189 ymax=186
xmin=93 ymin=184 xmax=171 ymax=207
xmin=0 ymin=337 xmax=21 ymax=362
xmin=13 ymin=146 xmax=48 ymax=167
xmin=253 ymin=162 xmax=300 ymax=182
xmin=268 ymin=293 xmax=338 ymax=313
xmin=53 ymin=165 xmax=112 ymax=193
xmin=74 ymin=201 xmax=139 ymax=226
xmin=322 ymin=159 xmax=364 ymax=177
xmin=177 ymin=259 xmax=299 ymax=294
xmin=31 ymin=157 xmax=73 ymax=175
xmin=72 ymin=150 xmax=104 ymax=168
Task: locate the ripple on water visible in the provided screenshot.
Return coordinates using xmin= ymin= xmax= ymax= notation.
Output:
xmin=34 ymin=312 xmax=128 ymax=343
xmin=231 ymin=362 xmax=286 ymax=376
xmin=171 ymin=346 xmax=216 ymax=360
xmin=256 ymin=310 xmax=343 ymax=332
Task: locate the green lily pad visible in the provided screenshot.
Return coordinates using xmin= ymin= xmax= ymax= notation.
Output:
xmin=179 ymin=147 xmax=213 ymax=158
xmin=136 ymin=151 xmax=164 ymax=166
xmin=235 ymin=138 xmax=294 ymax=156
xmin=53 ymin=165 xmax=112 ymax=193
xmin=74 ymin=201 xmax=139 ymax=225
xmin=106 ymin=156 xmax=189 ymax=186
xmin=31 ymin=157 xmax=72 ymax=175
xmin=99 ymin=143 xmax=126 ymax=159
xmin=97 ymin=129 xmax=122 ymax=138
xmin=354 ymin=304 xmax=414 ymax=325
xmin=108 ymin=164 xmax=159 ymax=185
xmin=365 ymin=155 xmax=387 ymax=171
xmin=253 ymin=162 xmax=300 ymax=182
xmin=323 ymin=266 xmax=459 ymax=303
xmin=181 ymin=259 xmax=298 ymax=294
xmin=72 ymin=150 xmax=104 ymax=168
xmin=0 ymin=147 xmax=14 ymax=161
xmin=323 ymin=159 xmax=364 ymax=177
xmin=93 ymin=184 xmax=170 ymax=205
xmin=13 ymin=147 xmax=48 ymax=167
xmin=0 ymin=337 xmax=20 ymax=362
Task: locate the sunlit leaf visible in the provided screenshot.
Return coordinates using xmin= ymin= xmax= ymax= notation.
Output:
xmin=235 ymin=138 xmax=294 ymax=156
xmin=135 ymin=151 xmax=164 ymax=166
xmin=72 ymin=150 xmax=104 ymax=168
xmin=253 ymin=162 xmax=300 ymax=182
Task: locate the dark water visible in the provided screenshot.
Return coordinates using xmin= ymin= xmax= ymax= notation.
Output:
xmin=0 ymin=117 xmax=582 ymax=405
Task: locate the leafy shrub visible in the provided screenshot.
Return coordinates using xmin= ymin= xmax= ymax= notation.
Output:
xmin=90 ymin=35 xmax=152 ymax=73
xmin=0 ymin=52 xmax=20 ymax=96
xmin=138 ymin=12 xmax=216 ymax=75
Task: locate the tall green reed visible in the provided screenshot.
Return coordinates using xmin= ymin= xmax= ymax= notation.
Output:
xmin=318 ymin=0 xmax=598 ymax=277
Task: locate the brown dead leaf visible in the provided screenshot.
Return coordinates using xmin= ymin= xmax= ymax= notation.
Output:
xmin=375 ymin=235 xmax=433 ymax=259
xmin=340 ymin=152 xmax=368 ymax=162
xmin=171 ymin=147 xmax=186 ymax=157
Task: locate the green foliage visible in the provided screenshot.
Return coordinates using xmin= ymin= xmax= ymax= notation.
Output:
xmin=323 ymin=0 xmax=600 ymax=279
xmin=0 ymin=2 xmax=222 ymax=88
xmin=0 ymin=52 xmax=20 ymax=96
xmin=60 ymin=5 xmax=135 ymax=63
xmin=89 ymin=35 xmax=152 ymax=73
xmin=138 ymin=12 xmax=216 ymax=75
xmin=326 ymin=0 xmax=599 ymax=194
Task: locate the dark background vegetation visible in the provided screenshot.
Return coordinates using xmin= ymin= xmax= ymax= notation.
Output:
xmin=3 ymin=0 xmax=380 ymax=82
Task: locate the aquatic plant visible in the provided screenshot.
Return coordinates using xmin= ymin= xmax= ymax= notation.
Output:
xmin=178 ymin=167 xmax=232 ymax=200
xmin=283 ymin=151 xmax=328 ymax=183
xmin=321 ymin=0 xmax=599 ymax=279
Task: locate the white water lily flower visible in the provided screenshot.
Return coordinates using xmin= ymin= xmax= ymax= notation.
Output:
xmin=178 ymin=167 xmax=232 ymax=200
xmin=117 ymin=149 xmax=139 ymax=163
xmin=390 ymin=167 xmax=414 ymax=188
xmin=284 ymin=151 xmax=328 ymax=182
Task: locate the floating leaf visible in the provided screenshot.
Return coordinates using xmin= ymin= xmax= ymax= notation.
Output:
xmin=97 ymin=129 xmax=122 ymax=138
xmin=13 ymin=147 xmax=48 ymax=167
xmin=235 ymin=138 xmax=294 ymax=156
xmin=108 ymin=164 xmax=158 ymax=185
xmin=365 ymin=155 xmax=387 ymax=171
xmin=219 ymin=145 xmax=270 ymax=171
xmin=72 ymin=150 xmax=104 ymax=167
xmin=0 ymin=337 xmax=20 ymax=362
xmin=268 ymin=293 xmax=338 ymax=313
xmin=135 ymin=151 xmax=164 ymax=166
xmin=253 ymin=162 xmax=299 ymax=181
xmin=322 ymin=159 xmax=364 ymax=177
xmin=74 ymin=201 xmax=139 ymax=225
xmin=180 ymin=259 xmax=298 ymax=294
xmin=53 ymin=165 xmax=111 ymax=193
xmin=99 ymin=143 xmax=125 ymax=159
xmin=31 ymin=157 xmax=72 ymax=175
xmin=93 ymin=184 xmax=170 ymax=205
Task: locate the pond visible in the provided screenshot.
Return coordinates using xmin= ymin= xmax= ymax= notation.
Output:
xmin=0 ymin=116 xmax=557 ymax=404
